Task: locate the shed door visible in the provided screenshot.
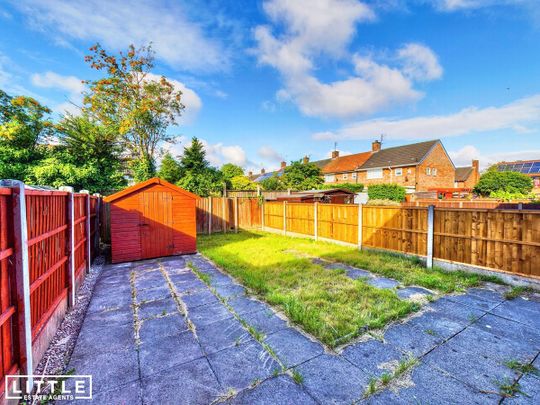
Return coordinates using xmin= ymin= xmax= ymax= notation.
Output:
xmin=140 ymin=191 xmax=174 ymax=259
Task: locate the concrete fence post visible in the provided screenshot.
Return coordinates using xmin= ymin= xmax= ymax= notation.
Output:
xmin=314 ymin=202 xmax=318 ymax=241
xmin=427 ymin=205 xmax=435 ymax=268
xmin=2 ymin=180 xmax=34 ymax=388
xmin=358 ymin=203 xmax=363 ymax=250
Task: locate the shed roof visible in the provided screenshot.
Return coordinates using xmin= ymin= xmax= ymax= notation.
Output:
xmin=104 ymin=177 xmax=199 ymax=203
xmin=455 ymin=166 xmax=474 ymax=182
xmin=360 ymin=140 xmax=440 ymax=170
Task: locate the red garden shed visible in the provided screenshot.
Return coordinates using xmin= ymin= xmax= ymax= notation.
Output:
xmin=104 ymin=178 xmax=198 ymax=263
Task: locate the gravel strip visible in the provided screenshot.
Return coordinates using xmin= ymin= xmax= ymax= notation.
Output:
xmin=33 ymin=256 xmax=106 ymax=382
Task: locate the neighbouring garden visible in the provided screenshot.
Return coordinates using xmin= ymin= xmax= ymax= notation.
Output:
xmin=197 ymin=230 xmax=502 ymax=347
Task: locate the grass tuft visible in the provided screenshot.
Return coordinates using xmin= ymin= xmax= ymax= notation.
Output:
xmin=363 ymin=355 xmax=419 ymax=398
xmin=504 ymin=359 xmax=539 ymax=376
xmin=291 ymin=370 xmax=304 ymax=384
xmin=504 ymin=286 xmax=532 ymax=300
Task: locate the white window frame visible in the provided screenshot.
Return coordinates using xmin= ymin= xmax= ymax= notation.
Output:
xmin=351 ymin=172 xmax=357 ymax=180
xmin=324 ymin=174 xmax=334 ymax=183
xmin=426 ymin=167 xmax=431 ymax=176
xmin=342 ymin=173 xmax=348 ymax=180
xmin=432 ymin=168 xmax=437 ymax=176
xmin=367 ymin=168 xmax=383 ymax=179
xmin=395 ymin=168 xmax=403 ymax=176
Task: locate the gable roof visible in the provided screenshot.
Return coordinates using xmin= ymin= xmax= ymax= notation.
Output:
xmin=104 ymin=177 xmax=199 ymax=203
xmin=455 ymin=166 xmax=474 ymax=182
xmin=322 ymin=152 xmax=372 ymax=174
xmin=359 ymin=140 xmax=440 ymax=170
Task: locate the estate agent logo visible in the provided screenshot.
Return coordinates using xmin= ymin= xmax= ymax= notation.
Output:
xmin=5 ymin=375 xmax=92 ymax=401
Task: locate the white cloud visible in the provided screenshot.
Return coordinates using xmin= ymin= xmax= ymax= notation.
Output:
xmin=143 ymin=73 xmax=202 ymax=125
xmin=31 ymin=71 xmax=85 ymax=114
xmin=254 ymin=0 xmax=442 ymax=119
xmin=313 ymin=94 xmax=540 ymax=140
xmin=397 ymin=43 xmax=443 ymax=81
xmin=450 ymin=144 xmax=540 ymax=169
xmin=166 ymin=138 xmax=248 ymax=168
xmin=258 ymin=146 xmax=284 ymax=162
xmin=12 ymin=0 xmax=229 ymax=72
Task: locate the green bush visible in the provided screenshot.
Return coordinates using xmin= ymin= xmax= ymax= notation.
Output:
xmin=322 ymin=183 xmax=364 ymax=193
xmin=489 ymin=190 xmax=535 ymax=202
xmin=367 ymin=184 xmax=406 ymax=202
xmin=474 ymin=170 xmax=532 ymax=196
xmin=366 ymin=199 xmax=401 ymax=206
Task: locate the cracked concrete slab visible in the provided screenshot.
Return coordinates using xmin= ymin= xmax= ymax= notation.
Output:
xmin=264 ymin=328 xmax=324 ymax=368
xmin=228 ymin=375 xmax=317 ymax=404
xmin=342 ymin=339 xmax=407 ymax=378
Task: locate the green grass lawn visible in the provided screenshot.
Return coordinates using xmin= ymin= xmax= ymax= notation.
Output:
xmin=197 ymin=231 xmax=500 ymax=347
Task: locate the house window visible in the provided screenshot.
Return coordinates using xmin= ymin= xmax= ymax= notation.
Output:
xmin=426 ymin=167 xmax=431 ymax=176
xmin=395 ymin=168 xmax=403 ymax=176
xmin=352 ymin=172 xmax=357 ymax=180
xmin=407 ymin=168 xmax=412 ymax=175
xmin=367 ymin=168 xmax=383 ymax=179
xmin=324 ymin=174 xmax=334 ymax=183
xmin=432 ymin=168 xmax=438 ymax=176
xmin=342 ymin=173 xmax=348 ymax=180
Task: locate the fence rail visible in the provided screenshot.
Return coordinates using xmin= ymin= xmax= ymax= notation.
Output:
xmin=403 ymin=199 xmax=540 ymax=210
xmin=0 ymin=182 xmax=101 ymax=395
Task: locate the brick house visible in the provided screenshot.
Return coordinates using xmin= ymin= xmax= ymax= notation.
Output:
xmin=497 ymin=160 xmax=540 ymax=193
xmin=324 ymin=140 xmax=456 ymax=192
xmin=321 ymin=150 xmax=372 ymax=184
xmin=454 ymin=160 xmax=480 ymax=188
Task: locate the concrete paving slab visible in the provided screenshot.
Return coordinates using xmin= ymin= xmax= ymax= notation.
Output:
xmin=503 ymin=373 xmax=540 ymax=404
xmin=367 ymin=277 xmax=400 ymax=289
xmin=383 ymin=323 xmax=440 ymax=357
xmin=86 ymin=291 xmax=132 ymax=313
xmin=139 ymin=331 xmax=205 ymax=378
xmin=72 ymin=323 xmax=135 ymax=356
xmin=490 ymin=302 xmax=540 ymax=330
xmin=447 ymin=293 xmax=501 ymax=311
xmin=296 ymin=354 xmax=370 ymax=404
xmin=229 ymin=375 xmax=317 ymax=405
xmin=65 ymin=379 xmax=142 ymax=405
xmin=341 ymin=339 xmax=407 ymax=378
xmin=227 ymin=296 xmax=268 ymax=316
xmin=347 ymin=268 xmax=373 ymax=279
xmin=423 ymin=343 xmax=518 ymax=393
xmin=142 ymin=358 xmax=222 ymax=405
xmin=471 ymin=314 xmax=540 ymax=351
xmin=501 ymin=296 xmax=540 ymax=314
xmin=139 ymin=313 xmax=189 ymax=342
xmin=264 ymin=328 xmax=324 ymax=368
xmin=138 ymin=297 xmax=178 ymax=320
xmin=406 ymin=311 xmax=466 ymax=340
xmin=83 ymin=305 xmax=133 ymax=326
xmin=188 ymin=302 xmax=234 ymax=328
xmin=396 ymin=286 xmax=434 ymax=300
xmin=196 ymin=317 xmax=254 ymax=355
xmin=207 ymin=341 xmax=280 ymax=391
xmin=467 ymin=287 xmax=506 ymax=303
xmin=136 ymin=286 xmax=171 ymax=303
xmin=182 ymin=289 xmax=219 ymax=309
xmin=68 ymin=348 xmax=139 ymax=394
xmin=241 ymin=309 xmax=288 ymax=336
xmin=365 ymin=364 xmax=500 ymax=405
xmin=213 ymin=283 xmax=246 ymax=298
xmin=429 ymin=296 xmax=486 ymax=323
xmin=172 ymin=278 xmax=208 ymax=293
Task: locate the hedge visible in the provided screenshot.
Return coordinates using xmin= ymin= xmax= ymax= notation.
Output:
xmin=367 ymin=184 xmax=406 ymax=202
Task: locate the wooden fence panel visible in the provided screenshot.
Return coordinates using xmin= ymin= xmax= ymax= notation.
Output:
xmin=0 ymin=188 xmax=18 ymax=390
xmin=25 ymin=191 xmax=69 ymax=339
xmin=89 ymin=197 xmax=98 ymax=260
xmin=264 ymin=202 xmax=285 ymax=231
xmin=73 ymin=194 xmax=87 ymax=281
xmin=362 ymin=206 xmax=428 ymax=255
xmin=318 ymin=204 xmax=358 ymax=244
xmin=237 ymin=198 xmax=261 ymax=229
xmin=286 ymin=203 xmax=314 ymax=236
xmin=196 ymin=198 xmax=210 ymax=234
xmin=434 ymin=208 xmax=540 ymax=278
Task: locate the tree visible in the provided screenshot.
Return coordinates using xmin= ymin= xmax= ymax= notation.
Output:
xmin=82 ymin=43 xmax=184 ymax=168
xmin=0 ymin=90 xmax=53 ymax=180
xmin=221 ymin=163 xmax=244 ymax=181
xmin=474 ymin=170 xmax=533 ymax=197
xmin=177 ymin=137 xmax=224 ymax=196
xmin=282 ymin=160 xmax=323 ymax=190
xmin=158 ymin=152 xmax=182 ymax=183
xmin=260 ymin=174 xmax=283 ymax=191
xmin=230 ymin=175 xmax=256 ymax=190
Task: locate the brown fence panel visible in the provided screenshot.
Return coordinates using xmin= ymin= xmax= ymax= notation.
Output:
xmin=362 ymin=206 xmax=428 ymax=255
xmin=264 ymin=202 xmax=285 ymax=231
xmin=237 ymin=198 xmax=261 ymax=229
xmin=25 ymin=191 xmax=70 ymax=339
xmin=434 ymin=208 xmax=540 ymax=279
xmin=0 ymin=188 xmax=18 ymax=390
xmin=318 ymin=204 xmax=358 ymax=244
xmin=286 ymin=203 xmax=314 ymax=236
xmin=196 ymin=198 xmax=209 ymax=234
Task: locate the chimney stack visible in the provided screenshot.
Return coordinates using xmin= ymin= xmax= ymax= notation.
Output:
xmin=303 ymin=156 xmax=310 ymax=164
xmin=472 ymin=159 xmax=479 ymax=171
xmin=331 ymin=150 xmax=339 ymax=159
xmin=280 ymin=161 xmax=286 ymax=169
xmin=372 ymin=140 xmax=381 ymax=152
xmin=261 ymin=168 xmax=265 ymax=174
xmin=248 ymin=171 xmax=253 ymax=177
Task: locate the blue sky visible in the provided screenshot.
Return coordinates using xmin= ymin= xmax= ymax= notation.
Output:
xmin=1 ymin=0 xmax=540 ymax=172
